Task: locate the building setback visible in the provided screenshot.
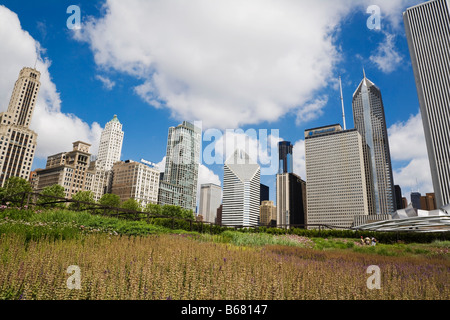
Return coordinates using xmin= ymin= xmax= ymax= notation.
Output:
xmin=111 ymin=160 xmax=160 ymax=208
xmin=276 ymin=172 xmax=307 ymax=229
xmin=198 ymin=183 xmax=222 ymax=224
xmin=158 ymin=121 xmax=201 ymax=212
xmin=222 ymin=149 xmax=260 ymax=227
xmin=0 ymin=67 xmax=40 ymax=187
xmin=352 ymin=73 xmax=396 ymax=215
xmin=36 ymin=141 xmax=95 ymax=199
xmin=404 ymin=0 xmax=450 ymax=207
xmin=305 ymin=124 xmax=370 ymax=229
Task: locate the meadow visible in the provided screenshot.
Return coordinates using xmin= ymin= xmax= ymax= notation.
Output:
xmin=0 ymin=208 xmax=449 ymax=300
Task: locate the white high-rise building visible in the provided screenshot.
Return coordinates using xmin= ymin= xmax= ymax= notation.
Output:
xmin=91 ymin=115 xmax=124 ymax=201
xmin=305 ymin=124 xmax=370 ymax=229
xmin=198 ymin=183 xmax=222 ymax=224
xmin=222 ymin=149 xmax=260 ymax=227
xmin=0 ymin=67 xmax=40 ymax=186
xmin=97 ymin=115 xmax=124 ymax=171
xmin=404 ymin=0 xmax=450 ymax=207
xmin=158 ymin=121 xmax=201 ymax=212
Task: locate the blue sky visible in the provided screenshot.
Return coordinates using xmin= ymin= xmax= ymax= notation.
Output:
xmin=0 ymin=0 xmax=432 ymax=204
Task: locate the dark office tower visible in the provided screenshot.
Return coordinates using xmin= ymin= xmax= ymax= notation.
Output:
xmin=260 ymin=183 xmax=269 ymax=204
xmin=352 ymin=73 xmax=396 ymax=215
xmin=278 ymin=141 xmax=293 ymax=174
xmin=404 ymin=0 xmax=450 ymax=207
xmin=411 ymin=192 xmax=422 ymax=210
xmin=276 ymin=172 xmax=307 ymax=229
xmin=394 ymin=185 xmax=403 ymax=210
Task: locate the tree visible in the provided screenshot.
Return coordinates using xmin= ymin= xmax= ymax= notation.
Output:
xmin=161 ymin=204 xmax=182 ymax=218
xmin=99 ymin=193 xmax=121 ymax=208
xmin=144 ymin=203 xmax=162 ymax=215
xmin=38 ymin=184 xmax=66 ymax=208
xmin=121 ymin=198 xmax=142 ymax=212
xmin=0 ymin=176 xmax=33 ymax=206
xmin=69 ymin=191 xmax=95 ymax=211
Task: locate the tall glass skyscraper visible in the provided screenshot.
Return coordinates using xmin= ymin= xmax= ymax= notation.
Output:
xmin=158 ymin=121 xmax=201 ymax=212
xmin=352 ymin=73 xmax=395 ymax=215
xmin=278 ymin=141 xmax=293 ymax=174
xmin=404 ymin=0 xmax=450 ymax=207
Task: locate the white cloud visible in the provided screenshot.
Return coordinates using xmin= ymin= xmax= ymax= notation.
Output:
xmin=74 ymin=0 xmax=360 ymax=129
xmin=369 ymin=32 xmax=403 ymax=73
xmin=388 ymin=111 xmax=433 ymax=200
xmin=0 ymin=6 xmax=102 ymax=160
xmin=295 ymin=97 xmax=328 ymax=125
xmin=292 ymin=139 xmax=306 ymax=180
xmin=95 ymin=75 xmax=116 ymax=90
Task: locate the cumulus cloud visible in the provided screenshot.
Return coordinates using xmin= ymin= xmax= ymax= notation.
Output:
xmin=292 ymin=139 xmax=306 ymax=180
xmin=0 ymin=6 xmax=102 ymax=159
xmin=370 ymin=32 xmax=403 ymax=73
xmin=74 ymin=0 xmax=361 ymax=129
xmin=388 ymin=112 xmax=433 ymax=200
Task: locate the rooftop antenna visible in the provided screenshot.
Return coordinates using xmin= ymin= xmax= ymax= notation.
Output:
xmin=339 ymin=76 xmax=347 ymax=130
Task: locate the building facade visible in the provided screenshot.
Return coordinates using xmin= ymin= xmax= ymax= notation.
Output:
xmin=260 ymin=200 xmax=277 ymax=227
xmin=158 ymin=121 xmax=201 ymax=212
xmin=394 ymin=185 xmax=404 ymax=210
xmin=222 ymin=149 xmax=260 ymax=227
xmin=411 ymin=192 xmax=422 ymax=210
xmin=111 ymin=160 xmax=160 ymax=208
xmin=198 ymin=183 xmax=222 ymax=224
xmin=420 ymin=193 xmax=437 ymax=211
xmin=0 ymin=67 xmax=41 ymax=187
xmin=305 ymin=124 xmax=370 ymax=229
xmin=36 ymin=141 xmax=95 ymax=199
xmin=404 ymin=0 xmax=450 ymax=207
xmin=260 ymin=183 xmax=269 ymax=204
xmin=276 ymin=172 xmax=307 ymax=229
xmin=91 ymin=115 xmax=124 ymax=201
xmin=352 ymin=73 xmax=396 ymax=215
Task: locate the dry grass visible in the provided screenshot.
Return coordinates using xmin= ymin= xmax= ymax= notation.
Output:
xmin=1 ymin=232 xmax=448 ymax=300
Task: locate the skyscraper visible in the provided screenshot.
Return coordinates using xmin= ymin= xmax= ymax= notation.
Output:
xmin=222 ymin=149 xmax=260 ymax=227
xmin=305 ymin=124 xmax=370 ymax=229
xmin=278 ymin=141 xmax=293 ymax=174
xmin=158 ymin=121 xmax=201 ymax=212
xmin=0 ymin=67 xmax=40 ymax=187
xmin=404 ymin=0 xmax=450 ymax=207
xmin=97 ymin=115 xmax=124 ymax=171
xmin=352 ymin=73 xmax=395 ymax=215
xmin=276 ymin=172 xmax=307 ymax=229
xmin=91 ymin=115 xmax=124 ymax=201
xmin=260 ymin=183 xmax=269 ymax=204
xmin=198 ymin=183 xmax=222 ymax=224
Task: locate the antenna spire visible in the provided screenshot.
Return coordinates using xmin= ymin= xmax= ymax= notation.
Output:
xmin=339 ymin=76 xmax=347 ymax=130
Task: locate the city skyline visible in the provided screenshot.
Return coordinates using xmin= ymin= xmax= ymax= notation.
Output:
xmin=0 ymin=0 xmax=441 ymax=205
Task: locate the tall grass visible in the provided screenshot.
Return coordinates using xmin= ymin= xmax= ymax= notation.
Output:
xmin=0 ymin=232 xmax=448 ymax=300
